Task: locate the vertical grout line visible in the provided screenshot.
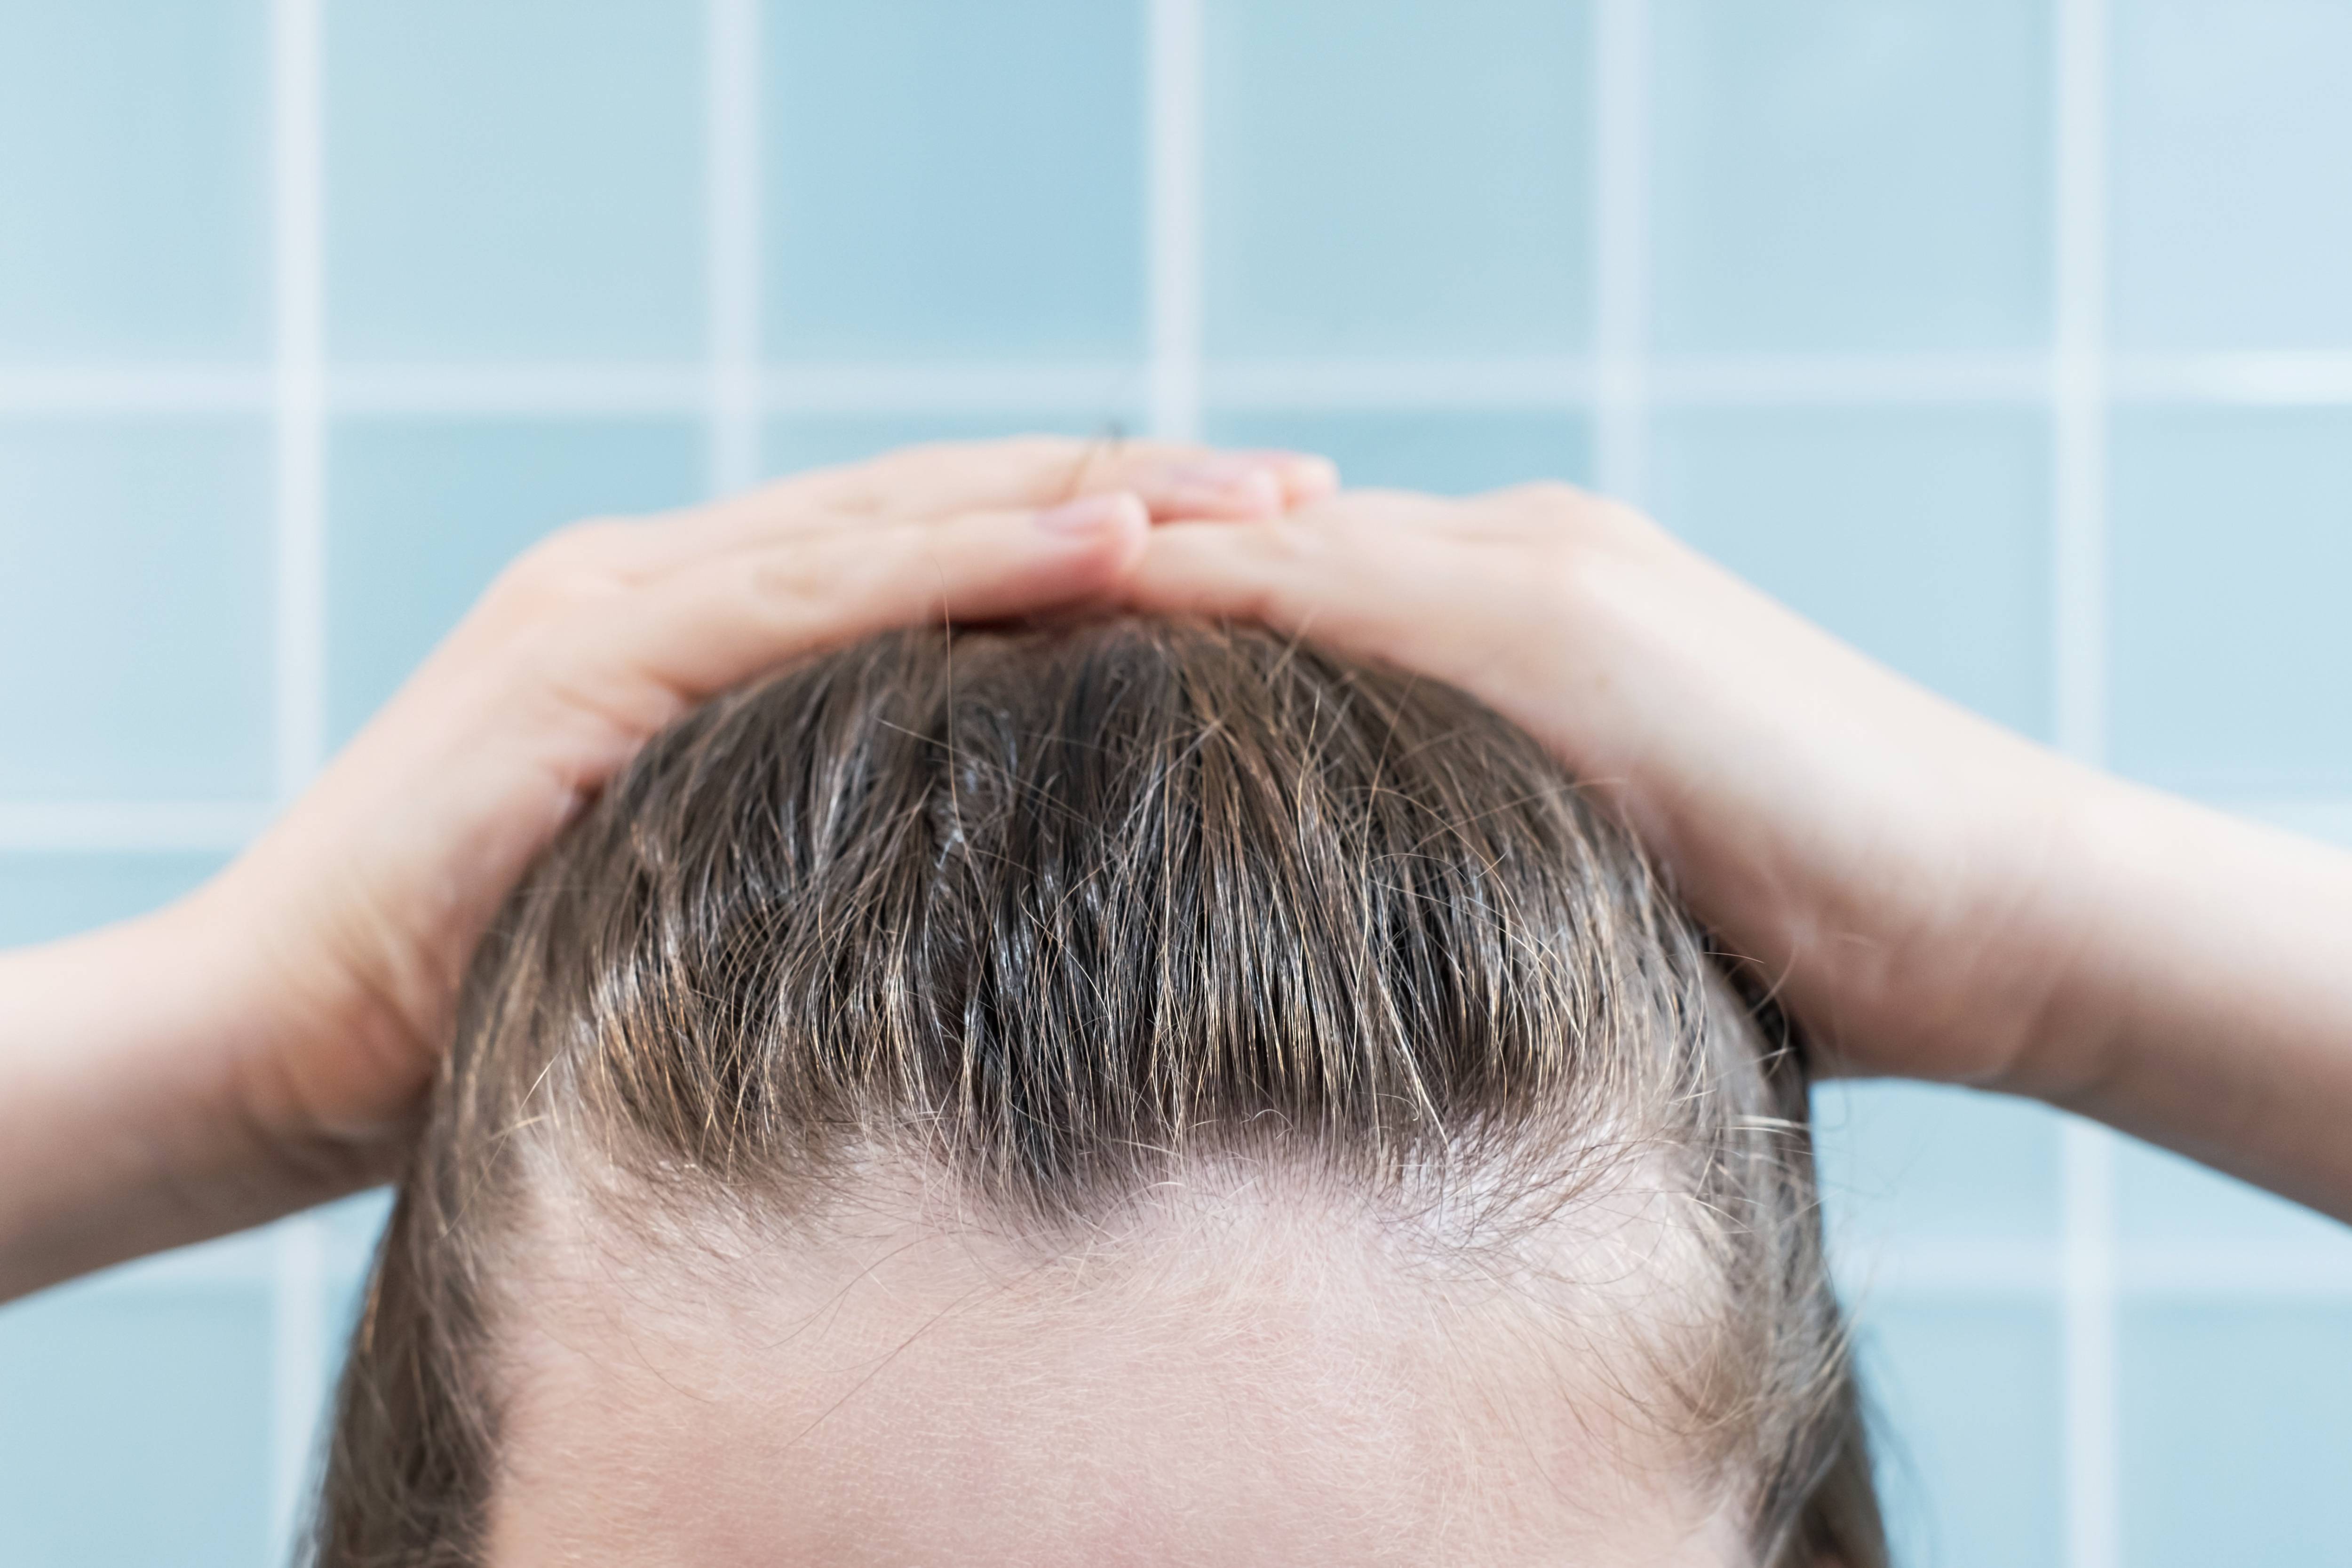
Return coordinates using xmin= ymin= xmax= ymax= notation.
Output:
xmin=268 ymin=0 xmax=330 ymax=1559
xmin=707 ymin=0 xmax=763 ymax=495
xmin=1593 ymin=0 xmax=1650 ymax=504
xmin=1146 ymin=0 xmax=1204 ymax=442
xmin=2055 ymin=0 xmax=2120 ymax=1566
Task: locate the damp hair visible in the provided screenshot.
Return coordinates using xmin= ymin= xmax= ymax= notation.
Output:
xmin=309 ymin=616 xmax=1887 ymax=1567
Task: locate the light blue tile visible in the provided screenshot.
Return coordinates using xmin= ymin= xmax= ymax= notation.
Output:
xmin=1650 ymin=407 xmax=2053 ymax=735
xmin=1203 ymin=0 xmax=1592 ymax=356
xmin=765 ymin=0 xmax=1143 ymax=361
xmin=321 ymin=1189 xmax=397 ymax=1397
xmin=328 ymin=0 xmax=703 ymax=361
xmin=1203 ymin=411 xmax=1592 ymax=495
xmin=1857 ymin=1299 xmax=2066 ymax=1568
xmin=1650 ymin=0 xmax=2052 ymax=352
xmin=1813 ymin=1082 xmax=2063 ymax=1250
xmin=2115 ymin=1137 xmax=2352 ymax=1257
xmin=2113 ymin=0 xmax=2352 ymax=350
xmin=0 ymin=854 xmax=223 ymax=947
xmin=765 ymin=410 xmax=1143 ymax=479
xmin=0 ymin=0 xmax=268 ymax=360
xmin=2122 ymin=1303 xmax=2352 ymax=1568
xmin=0 ymin=1280 xmax=272 ymax=1568
xmin=2109 ymin=408 xmax=2352 ymax=793
xmin=0 ymin=419 xmax=271 ymax=798
xmin=327 ymin=417 xmax=704 ymax=742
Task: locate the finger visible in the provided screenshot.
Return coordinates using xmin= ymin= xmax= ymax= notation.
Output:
xmin=1114 ymin=512 xmax=1500 ymax=682
xmin=573 ymin=491 xmax=1152 ymax=710
xmin=648 ymin=437 xmax=1338 ymax=551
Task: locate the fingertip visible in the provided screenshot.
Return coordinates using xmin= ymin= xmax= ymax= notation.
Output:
xmin=1035 ymin=489 xmax=1149 ymax=538
xmin=1246 ymin=450 xmax=1340 ymax=504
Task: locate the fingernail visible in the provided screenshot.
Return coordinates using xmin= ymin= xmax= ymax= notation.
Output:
xmin=1279 ymin=453 xmax=1341 ymax=498
xmin=1035 ymin=492 xmax=1138 ymax=535
xmin=1167 ymin=454 xmax=1274 ymax=493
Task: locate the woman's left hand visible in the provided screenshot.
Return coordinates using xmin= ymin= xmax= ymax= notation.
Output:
xmin=0 ymin=437 xmax=1335 ymax=1299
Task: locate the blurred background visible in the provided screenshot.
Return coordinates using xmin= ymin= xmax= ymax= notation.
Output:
xmin=1 ymin=0 xmax=2349 ymax=1563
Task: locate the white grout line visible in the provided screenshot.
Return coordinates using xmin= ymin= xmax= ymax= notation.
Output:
xmin=2110 ymin=352 xmax=2352 ymax=405
xmin=2054 ymin=0 xmax=2120 ymax=1564
xmin=0 ymin=367 xmax=274 ymax=414
xmin=706 ymin=0 xmax=763 ymax=493
xmin=1206 ymin=357 xmax=1596 ymax=410
xmin=7 ymin=351 xmax=2352 ymax=420
xmin=268 ymin=0 xmax=332 ymax=1558
xmin=1592 ymin=0 xmax=1651 ymax=502
xmin=1145 ymin=0 xmax=1205 ymax=442
xmin=0 ymin=802 xmax=273 ymax=854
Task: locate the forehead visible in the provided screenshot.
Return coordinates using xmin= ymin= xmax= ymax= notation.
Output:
xmin=485 ymin=1184 xmax=1740 ymax=1568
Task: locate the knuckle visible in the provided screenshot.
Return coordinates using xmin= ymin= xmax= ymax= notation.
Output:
xmin=492 ymin=519 xmax=636 ymax=617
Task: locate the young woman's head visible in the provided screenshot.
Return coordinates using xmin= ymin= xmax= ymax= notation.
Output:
xmin=314 ymin=617 xmax=1883 ymax=1567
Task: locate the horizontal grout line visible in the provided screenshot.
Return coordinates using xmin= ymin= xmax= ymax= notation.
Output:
xmin=1837 ymin=1239 xmax=2352 ymax=1302
xmin=5 ymin=354 xmax=2352 ymax=419
xmin=0 ymin=801 xmax=274 ymax=854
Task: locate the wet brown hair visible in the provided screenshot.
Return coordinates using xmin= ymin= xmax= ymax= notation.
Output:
xmin=310 ymin=616 xmax=1884 ymax=1567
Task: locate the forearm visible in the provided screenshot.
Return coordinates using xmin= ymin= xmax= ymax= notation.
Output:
xmin=0 ymin=897 xmax=349 ymax=1301
xmin=2021 ymin=777 xmax=2352 ymax=1222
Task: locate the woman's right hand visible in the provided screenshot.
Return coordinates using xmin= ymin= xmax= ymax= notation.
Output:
xmin=1122 ymin=483 xmax=2352 ymax=1220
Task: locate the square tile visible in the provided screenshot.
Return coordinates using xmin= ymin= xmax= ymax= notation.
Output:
xmin=0 ymin=0 xmax=268 ymax=360
xmin=2109 ymin=408 xmax=2352 ymax=793
xmin=765 ymin=410 xmax=1143 ymax=479
xmin=0 ymin=854 xmax=223 ymax=947
xmin=327 ymin=0 xmax=704 ymax=361
xmin=1649 ymin=407 xmax=2053 ymax=735
xmin=1203 ymin=0 xmax=1592 ymax=356
xmin=0 ymin=419 xmax=272 ymax=798
xmin=1650 ymin=0 xmax=2052 ymax=352
xmin=1813 ymin=1082 xmax=2064 ymax=1253
xmin=764 ymin=0 xmax=1144 ymax=361
xmin=0 ymin=1280 xmax=273 ymax=1568
xmin=2116 ymin=1137 xmax=2352 ymax=1258
xmin=2113 ymin=0 xmax=2352 ymax=350
xmin=327 ymin=417 xmax=704 ymax=743
xmin=2122 ymin=1303 xmax=2352 ymax=1568
xmin=1856 ymin=1299 xmax=2066 ymax=1568
xmin=1203 ymin=411 xmax=1592 ymax=495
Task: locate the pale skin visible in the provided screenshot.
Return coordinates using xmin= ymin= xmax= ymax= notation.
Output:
xmin=3 ymin=437 xmax=2349 ymax=1560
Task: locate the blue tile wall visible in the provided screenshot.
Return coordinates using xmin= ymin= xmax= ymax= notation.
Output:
xmin=0 ymin=0 xmax=269 ymax=361
xmin=1814 ymin=1082 xmax=2065 ymax=1250
xmin=327 ymin=416 xmax=704 ymax=742
xmin=0 ymin=853 xmax=222 ymax=947
xmin=2 ymin=3 xmax=2350 ymax=1564
xmin=0 ymin=1275 xmax=275 ymax=1568
xmin=1204 ymin=0 xmax=1593 ymax=357
xmin=2122 ymin=1303 xmax=2352 ymax=1567
xmin=765 ymin=410 xmax=1144 ymax=477
xmin=1861 ymin=1300 xmax=2067 ymax=1568
xmin=2112 ymin=0 xmax=2352 ymax=351
xmin=1649 ymin=407 xmax=2054 ymax=736
xmin=764 ymin=0 xmax=1144 ymax=361
xmin=0 ymin=419 xmax=273 ymax=798
xmin=1650 ymin=0 xmax=2052 ymax=353
xmin=327 ymin=0 xmax=705 ymax=361
xmin=2109 ymin=408 xmax=2352 ymax=795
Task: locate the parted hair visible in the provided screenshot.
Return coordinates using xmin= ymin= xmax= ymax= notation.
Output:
xmin=310 ymin=616 xmax=1886 ymax=1567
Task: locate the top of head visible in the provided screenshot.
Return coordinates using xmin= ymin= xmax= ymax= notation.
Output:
xmin=318 ymin=617 xmax=1880 ymax=1568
